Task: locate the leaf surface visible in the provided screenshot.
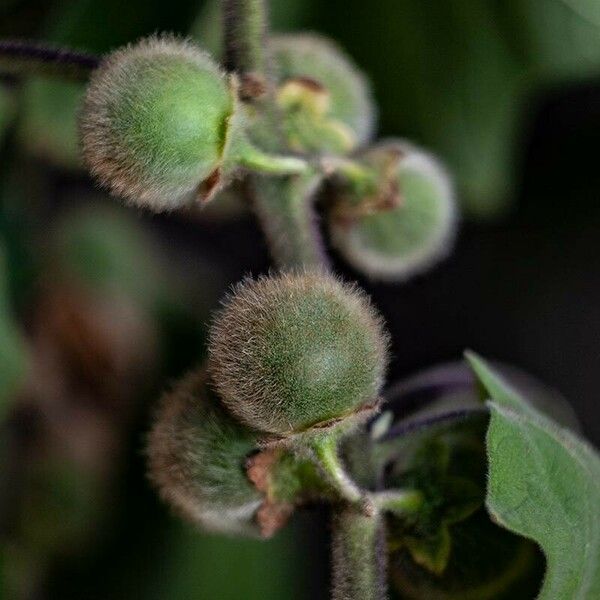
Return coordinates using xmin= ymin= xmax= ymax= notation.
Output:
xmin=467 ymin=352 xmax=600 ymax=600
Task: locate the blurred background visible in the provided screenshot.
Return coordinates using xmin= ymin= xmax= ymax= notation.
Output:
xmin=1 ymin=0 xmax=599 ymax=598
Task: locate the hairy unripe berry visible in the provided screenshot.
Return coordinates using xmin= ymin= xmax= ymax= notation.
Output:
xmin=271 ymin=34 xmax=376 ymax=150
xmin=80 ymin=36 xmax=235 ymax=211
xmin=147 ymin=370 xmax=263 ymax=536
xmin=329 ymin=141 xmax=457 ymax=281
xmin=208 ymin=271 xmax=389 ymax=436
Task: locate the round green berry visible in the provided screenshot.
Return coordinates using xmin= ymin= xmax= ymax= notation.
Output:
xmin=80 ymin=35 xmax=234 ymax=211
xmin=208 ymin=271 xmax=389 ymax=436
xmin=271 ymin=33 xmax=376 ymax=150
xmin=330 ymin=141 xmax=457 ymax=281
xmin=147 ymin=369 xmax=263 ymax=536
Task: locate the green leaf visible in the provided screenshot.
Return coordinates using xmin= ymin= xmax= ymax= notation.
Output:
xmin=560 ymin=0 xmax=600 ymax=27
xmin=404 ymin=527 xmax=451 ymax=575
xmin=0 ymin=84 xmax=15 ymax=140
xmin=345 ymin=0 xmax=600 ymax=220
xmin=0 ymin=243 xmax=28 ymax=418
xmin=466 ymin=352 xmax=600 ymax=600
xmin=385 ymin=429 xmax=486 ymax=575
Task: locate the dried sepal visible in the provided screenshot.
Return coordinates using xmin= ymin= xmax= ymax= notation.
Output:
xmin=329 ymin=140 xmax=458 ymax=281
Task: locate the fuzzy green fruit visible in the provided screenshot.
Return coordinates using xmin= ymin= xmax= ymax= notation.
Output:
xmin=330 ymin=141 xmax=457 ymax=281
xmin=147 ymin=369 xmax=263 ymax=536
xmin=271 ymin=33 xmax=376 ymax=151
xmin=80 ymin=36 xmax=236 ymax=211
xmin=208 ymin=271 xmax=389 ymax=436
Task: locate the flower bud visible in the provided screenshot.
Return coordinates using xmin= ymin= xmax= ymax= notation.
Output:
xmin=80 ymin=35 xmax=237 ymax=211
xmin=271 ymin=34 xmax=376 ymax=151
xmin=147 ymin=369 xmax=263 ymax=536
xmin=329 ymin=140 xmax=457 ymax=281
xmin=208 ymin=271 xmax=389 ymax=436
xmin=275 ymin=77 xmax=357 ymax=154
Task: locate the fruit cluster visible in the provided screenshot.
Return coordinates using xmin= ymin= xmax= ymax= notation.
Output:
xmin=80 ymin=33 xmax=456 ymax=281
xmin=148 ymin=271 xmax=389 ymax=536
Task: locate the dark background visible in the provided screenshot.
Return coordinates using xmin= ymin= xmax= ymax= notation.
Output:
xmin=1 ymin=0 xmax=599 ymax=598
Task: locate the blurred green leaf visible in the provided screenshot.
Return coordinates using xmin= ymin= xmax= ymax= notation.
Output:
xmin=390 ymin=508 xmax=543 ymax=600
xmin=150 ymin=521 xmax=311 ymax=600
xmin=18 ymin=78 xmax=83 ymax=169
xmin=386 ymin=430 xmax=485 ymax=576
xmin=17 ymin=0 xmax=196 ymax=169
xmin=560 ymin=0 xmax=600 ymax=27
xmin=503 ymin=0 xmax=600 ymax=79
xmin=0 ymin=243 xmax=28 ymax=418
xmin=340 ymin=0 xmax=600 ymax=219
xmin=0 ymin=85 xmax=15 ymax=141
xmin=467 ymin=352 xmax=600 ymax=600
xmin=51 ymin=205 xmax=165 ymax=307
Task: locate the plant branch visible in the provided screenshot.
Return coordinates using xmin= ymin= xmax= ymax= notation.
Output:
xmin=222 ymin=0 xmax=269 ymax=76
xmin=310 ymin=434 xmax=363 ymax=505
xmin=332 ymin=505 xmax=388 ymax=600
xmin=371 ymin=489 xmax=424 ymax=516
xmin=381 ymin=407 xmax=488 ymax=442
xmin=239 ymin=144 xmax=308 ymax=175
xmin=222 ymin=0 xmax=331 ymax=270
xmin=0 ymin=40 xmax=99 ymax=81
xmin=251 ymin=169 xmax=331 ymax=270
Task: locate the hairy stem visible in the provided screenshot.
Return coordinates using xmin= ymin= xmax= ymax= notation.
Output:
xmin=311 ymin=435 xmax=363 ymax=505
xmin=0 ymin=40 xmax=99 ymax=80
xmin=222 ymin=0 xmax=330 ymax=270
xmin=222 ymin=0 xmax=269 ymax=76
xmin=239 ymin=144 xmax=308 ymax=175
xmin=371 ymin=489 xmax=424 ymax=515
xmin=332 ymin=505 xmax=388 ymax=600
xmin=252 ymin=169 xmax=331 ymax=269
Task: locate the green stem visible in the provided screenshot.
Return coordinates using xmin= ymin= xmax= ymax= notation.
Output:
xmin=222 ymin=0 xmax=331 ymax=270
xmin=311 ymin=435 xmax=363 ymax=505
xmin=222 ymin=0 xmax=269 ymax=76
xmin=0 ymin=40 xmax=99 ymax=80
xmin=321 ymin=156 xmax=379 ymax=196
xmin=371 ymin=489 xmax=424 ymax=516
xmin=251 ymin=169 xmax=330 ymax=269
xmin=239 ymin=144 xmax=308 ymax=176
xmin=332 ymin=505 xmax=387 ymax=600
